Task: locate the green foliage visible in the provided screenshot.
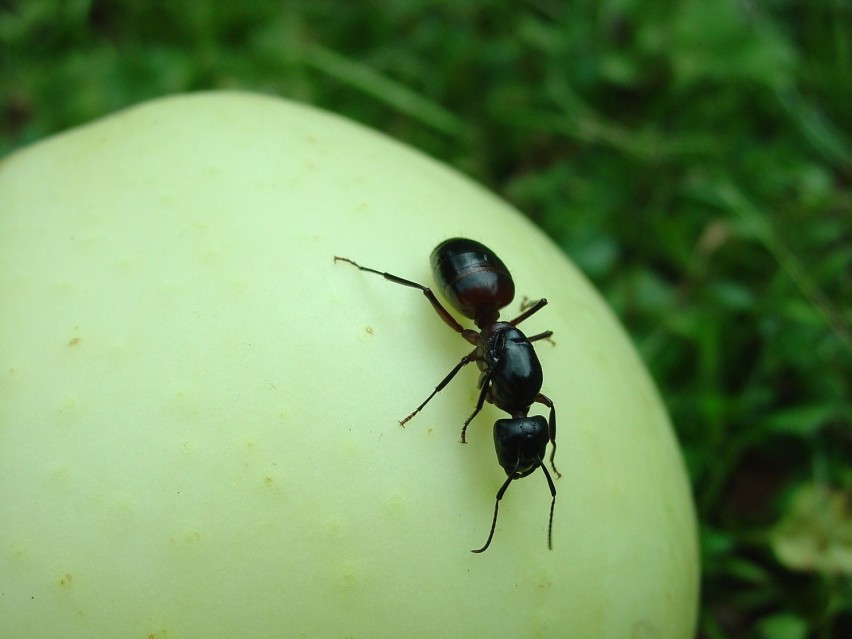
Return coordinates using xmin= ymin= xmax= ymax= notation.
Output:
xmin=2 ymin=0 xmax=850 ymax=635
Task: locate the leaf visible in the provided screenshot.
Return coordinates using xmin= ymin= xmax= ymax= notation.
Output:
xmin=756 ymin=613 xmax=808 ymax=639
xmin=771 ymin=484 xmax=852 ymax=575
xmin=762 ymin=404 xmax=838 ymax=437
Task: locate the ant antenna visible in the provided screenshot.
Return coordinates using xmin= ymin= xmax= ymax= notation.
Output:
xmin=540 ymin=461 xmax=557 ymax=550
xmin=471 ymin=457 xmax=557 ymax=553
xmin=471 ymin=469 xmax=516 ymax=554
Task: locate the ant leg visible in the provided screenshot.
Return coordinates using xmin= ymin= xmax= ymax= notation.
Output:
xmin=334 ymin=256 xmax=476 ymax=342
xmin=471 ymin=458 xmax=520 ymax=553
xmin=539 ymin=460 xmax=557 ymax=550
xmin=526 ymin=330 xmax=554 ymax=345
xmin=508 ymin=297 xmax=548 ymax=326
xmin=536 ymin=393 xmax=561 ymax=478
xmin=460 ymin=372 xmax=492 ymax=443
xmin=400 ymin=350 xmax=477 ymax=426
xmin=514 ymin=300 xmax=555 ymax=344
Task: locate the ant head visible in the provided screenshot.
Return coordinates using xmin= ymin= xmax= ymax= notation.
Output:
xmin=492 ymin=415 xmax=549 ymax=478
xmin=471 ymin=415 xmax=556 ymax=553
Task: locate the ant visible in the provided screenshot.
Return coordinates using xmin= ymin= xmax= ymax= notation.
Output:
xmin=335 ymin=238 xmax=561 ymax=553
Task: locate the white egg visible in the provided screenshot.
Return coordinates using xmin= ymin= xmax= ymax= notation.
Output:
xmin=0 ymin=92 xmax=698 ymax=638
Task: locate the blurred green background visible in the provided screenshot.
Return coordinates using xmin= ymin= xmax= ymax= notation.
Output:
xmin=2 ymin=1 xmax=850 ymax=636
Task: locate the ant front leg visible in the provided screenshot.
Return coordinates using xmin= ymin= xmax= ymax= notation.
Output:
xmin=334 ymin=256 xmax=477 ymax=344
xmin=460 ymin=370 xmax=492 ymax=443
xmin=536 ymin=393 xmax=561 ymax=479
xmin=400 ymin=349 xmax=477 ymax=426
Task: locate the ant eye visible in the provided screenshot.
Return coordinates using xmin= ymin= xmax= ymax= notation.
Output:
xmin=336 ymin=238 xmax=559 ymax=552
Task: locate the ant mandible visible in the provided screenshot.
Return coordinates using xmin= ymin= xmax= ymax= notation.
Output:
xmin=335 ymin=238 xmax=561 ymax=553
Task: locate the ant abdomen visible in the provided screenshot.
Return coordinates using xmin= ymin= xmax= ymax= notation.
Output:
xmin=430 ymin=238 xmax=515 ymax=326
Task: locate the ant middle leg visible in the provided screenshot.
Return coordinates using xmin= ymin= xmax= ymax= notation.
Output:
xmin=513 ymin=299 xmax=554 ymax=344
xmin=400 ymin=349 xmax=478 ymax=426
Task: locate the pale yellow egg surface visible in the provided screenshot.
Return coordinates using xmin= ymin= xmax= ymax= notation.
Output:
xmin=0 ymin=92 xmax=698 ymax=638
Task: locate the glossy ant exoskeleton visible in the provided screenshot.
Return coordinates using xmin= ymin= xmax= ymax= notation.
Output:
xmin=335 ymin=238 xmax=561 ymax=553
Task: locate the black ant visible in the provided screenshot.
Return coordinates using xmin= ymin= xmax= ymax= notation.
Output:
xmin=335 ymin=238 xmax=560 ymax=553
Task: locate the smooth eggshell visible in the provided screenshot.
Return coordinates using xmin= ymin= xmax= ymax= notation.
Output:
xmin=0 ymin=92 xmax=698 ymax=638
